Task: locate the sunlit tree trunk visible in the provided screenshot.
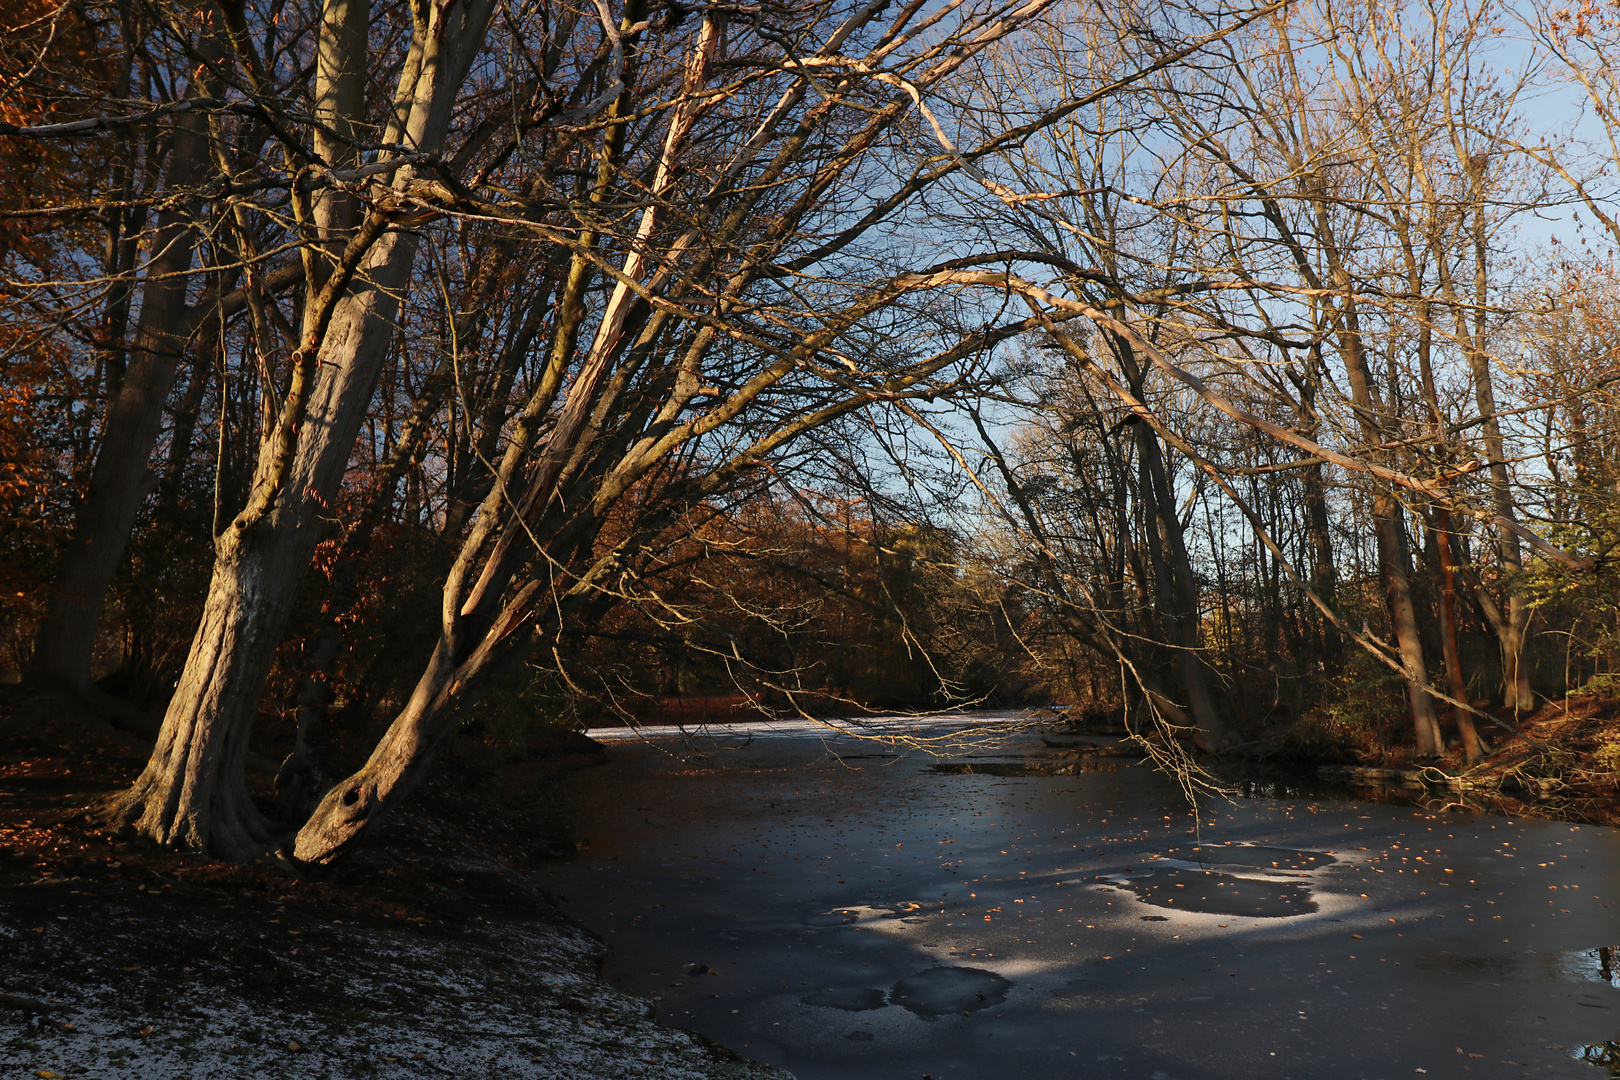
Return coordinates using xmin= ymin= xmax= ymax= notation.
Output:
xmin=1465 ymin=155 xmax=1533 ymax=713
xmin=112 ymin=0 xmax=496 ymax=858
xmin=1325 ymin=281 xmax=1445 ymax=756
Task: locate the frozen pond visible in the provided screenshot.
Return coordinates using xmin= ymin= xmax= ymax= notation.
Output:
xmin=533 ymin=714 xmax=1620 ymax=1078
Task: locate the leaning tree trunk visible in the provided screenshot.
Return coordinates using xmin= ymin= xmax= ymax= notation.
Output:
xmin=112 ymin=0 xmax=497 ymax=858
xmin=291 ymin=592 xmax=540 ymax=864
xmin=296 ymin=5 xmax=709 ymax=865
xmin=274 ymin=351 xmax=452 ymax=819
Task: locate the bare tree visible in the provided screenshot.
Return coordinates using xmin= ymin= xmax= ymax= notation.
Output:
xmin=73 ymin=0 xmax=1225 ymax=862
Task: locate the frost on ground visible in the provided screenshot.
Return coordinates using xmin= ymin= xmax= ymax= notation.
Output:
xmin=0 ymin=874 xmax=791 ymax=1080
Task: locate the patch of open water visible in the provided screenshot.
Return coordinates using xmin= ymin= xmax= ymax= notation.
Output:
xmin=534 ymin=714 xmax=1620 ymax=1078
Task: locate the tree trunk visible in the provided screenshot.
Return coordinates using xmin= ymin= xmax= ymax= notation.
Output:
xmin=113 ymin=0 xmax=497 ymax=857
xmin=1134 ymin=417 xmax=1227 ymax=750
xmin=29 ymin=83 xmax=217 ymax=697
xmin=1301 ymin=459 xmax=1337 ymax=655
xmin=305 ymin=0 xmax=369 ymax=312
xmin=1310 ymin=191 xmax=1442 ymax=750
xmin=1453 ymin=151 xmax=1532 ymax=712
xmin=111 ymin=533 xmax=314 ymax=857
xmin=1373 ymin=493 xmax=1445 ymax=756
xmin=1431 ymin=506 xmax=1484 ymax=760
xmin=1112 ymin=331 xmax=1227 ymax=751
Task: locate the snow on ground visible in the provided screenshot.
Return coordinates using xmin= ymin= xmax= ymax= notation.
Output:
xmin=1 ymin=875 xmax=791 ymax=1080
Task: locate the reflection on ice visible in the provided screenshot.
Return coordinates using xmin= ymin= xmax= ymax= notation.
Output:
xmin=1109 ymin=843 xmax=1338 ymax=917
xmin=541 ymin=715 xmax=1620 ymax=1079
xmin=929 ymin=760 xmax=1129 ymax=777
xmin=797 ymin=965 xmax=1014 ymax=1018
xmin=1561 ymin=945 xmax=1620 ymax=990
xmin=1576 ymin=1041 xmax=1620 ymax=1076
xmin=803 ymin=910 xmax=861 ymax=927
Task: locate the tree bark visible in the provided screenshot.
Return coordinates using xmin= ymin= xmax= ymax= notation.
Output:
xmin=113 ymin=0 xmax=497 ymax=857
xmin=1373 ymin=492 xmax=1445 ymax=755
xmin=305 ymin=0 xmax=369 ymax=311
xmin=30 ymin=77 xmax=218 ymax=698
xmin=1431 ymin=505 xmax=1484 ymax=760
xmin=1112 ymin=333 xmax=1227 ymax=751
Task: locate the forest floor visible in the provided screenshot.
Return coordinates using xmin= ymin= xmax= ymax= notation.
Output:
xmin=0 ymin=711 xmax=791 ymax=1080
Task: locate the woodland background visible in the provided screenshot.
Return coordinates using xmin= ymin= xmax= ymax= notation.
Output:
xmin=5 ymin=0 xmax=1620 ymax=859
